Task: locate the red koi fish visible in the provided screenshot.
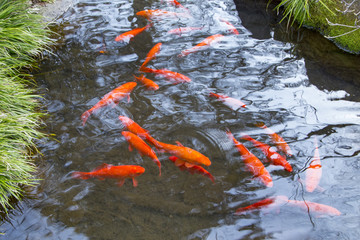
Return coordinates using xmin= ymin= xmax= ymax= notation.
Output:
xmin=305 ymin=137 xmax=322 ymax=192
xmin=141 ymin=67 xmax=191 ymax=84
xmin=240 ymin=133 xmax=292 ymax=172
xmin=136 ymin=9 xmax=188 ymax=20
xmin=81 ymin=82 xmax=137 ymax=126
xmin=169 ymin=156 xmax=215 ymax=183
xmin=140 ymin=43 xmax=162 ymax=70
xmin=178 ymin=34 xmax=224 ymax=57
xmin=133 ymin=74 xmax=159 ymax=91
xmin=226 ymin=130 xmax=273 ymax=187
xmin=118 ymin=116 xmax=154 ymax=141
xmin=115 ymin=24 xmax=152 ymax=43
xmin=122 ymin=131 xmax=161 ymax=176
xmin=209 ymin=92 xmax=246 ymax=110
xmin=220 ymin=19 xmax=239 ymax=35
xmin=167 ymin=27 xmax=203 ymax=36
xmin=235 ymin=195 xmax=289 ymax=215
xmin=147 ymin=138 xmax=211 ymax=167
xmin=255 ymin=122 xmax=293 ymax=156
xmin=287 ymin=199 xmax=341 ymax=217
xmin=71 ymin=163 xmax=145 ymax=187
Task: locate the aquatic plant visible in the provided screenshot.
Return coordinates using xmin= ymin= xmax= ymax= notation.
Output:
xmin=0 ymin=0 xmax=53 ymax=212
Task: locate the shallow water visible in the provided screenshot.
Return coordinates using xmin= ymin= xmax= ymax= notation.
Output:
xmin=1 ymin=0 xmax=360 ymax=239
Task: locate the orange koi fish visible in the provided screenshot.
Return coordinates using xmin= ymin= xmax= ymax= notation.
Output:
xmin=141 ymin=67 xmax=191 ymax=84
xmin=287 ymin=199 xmax=341 ymax=217
xmin=147 ymin=138 xmax=211 ymax=167
xmin=169 ymin=156 xmax=215 ymax=183
xmin=226 ymin=130 xmax=273 ymax=187
xmin=235 ymin=195 xmax=288 ymax=215
xmin=115 ymin=24 xmax=152 ymax=43
xmin=122 ymin=131 xmax=161 ymax=176
xmin=167 ymin=0 xmax=189 ymax=11
xmin=81 ymin=82 xmax=137 ymax=126
xmin=209 ymin=92 xmax=246 ymax=110
xmin=255 ymin=122 xmax=293 ymax=156
xmin=136 ymin=9 xmax=187 ymax=20
xmin=72 ymin=163 xmax=145 ymax=187
xmin=220 ymin=19 xmax=239 ymax=35
xmin=240 ymin=133 xmax=292 ymax=172
xmin=178 ymin=34 xmax=224 ymax=57
xmin=140 ymin=43 xmax=162 ymax=70
xmin=305 ymin=137 xmax=322 ymax=192
xmin=167 ymin=27 xmax=203 ymax=36
xmin=133 ymin=74 xmax=159 ymax=91
xmin=118 ymin=116 xmax=154 ymax=141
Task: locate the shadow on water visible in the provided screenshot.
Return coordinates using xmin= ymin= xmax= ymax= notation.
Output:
xmin=1 ymin=0 xmax=360 ymax=239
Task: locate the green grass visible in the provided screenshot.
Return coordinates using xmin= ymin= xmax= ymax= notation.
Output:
xmin=0 ymin=0 xmax=53 ymax=212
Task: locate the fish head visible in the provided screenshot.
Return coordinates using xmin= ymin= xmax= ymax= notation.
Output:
xmin=121 ymin=131 xmax=134 ymax=140
xmin=131 ymin=165 xmax=145 ymax=176
xmin=118 ymin=116 xmax=133 ymax=126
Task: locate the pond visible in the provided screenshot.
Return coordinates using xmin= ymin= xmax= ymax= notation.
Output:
xmin=1 ymin=0 xmax=360 ymax=239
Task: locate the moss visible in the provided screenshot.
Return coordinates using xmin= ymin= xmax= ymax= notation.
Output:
xmin=301 ymin=0 xmax=360 ymax=54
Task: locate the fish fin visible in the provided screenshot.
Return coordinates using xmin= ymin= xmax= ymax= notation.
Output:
xmin=127 ymin=94 xmax=130 ymax=103
xmin=81 ymin=110 xmax=91 ymax=126
xmin=117 ymin=179 xmax=125 ymax=187
xmin=71 ymin=172 xmax=90 ymax=180
xmin=169 ymin=156 xmax=178 ymax=162
xmin=96 ymin=177 xmax=106 ymax=181
xmin=175 ymin=158 xmax=186 ymax=167
xmin=93 ymin=163 xmax=111 ymax=171
xmin=128 ymin=144 xmax=133 ymax=152
xmin=184 ymin=162 xmax=195 ymax=168
xmin=132 ymin=178 xmax=138 ymax=187
xmin=175 ymin=141 xmax=184 ymax=147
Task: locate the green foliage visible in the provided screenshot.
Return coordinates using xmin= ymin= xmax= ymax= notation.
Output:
xmin=0 ymin=0 xmax=53 ymax=212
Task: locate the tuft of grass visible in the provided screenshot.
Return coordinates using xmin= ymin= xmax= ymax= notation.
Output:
xmin=0 ymin=0 xmax=54 ymax=212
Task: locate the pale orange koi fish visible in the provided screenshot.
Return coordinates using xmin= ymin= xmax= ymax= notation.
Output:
xmin=115 ymin=24 xmax=152 ymax=42
xmin=167 ymin=27 xmax=203 ymax=36
xmin=305 ymin=137 xmax=322 ymax=192
xmin=255 ymin=122 xmax=293 ymax=156
xmin=133 ymin=74 xmax=159 ymax=91
xmin=178 ymin=34 xmax=224 ymax=57
xmin=209 ymin=92 xmax=246 ymax=110
xmin=72 ymin=163 xmax=145 ymax=187
xmin=81 ymin=82 xmax=137 ymax=126
xmin=226 ymin=130 xmax=273 ymax=187
xmin=169 ymin=156 xmax=215 ymax=183
xmin=141 ymin=67 xmax=191 ymax=84
xmin=136 ymin=9 xmax=188 ymax=20
xmin=287 ymin=199 xmax=341 ymax=217
xmin=235 ymin=195 xmax=288 ymax=215
xmin=122 ymin=131 xmax=161 ymax=176
xmin=241 ymin=133 xmax=292 ymax=172
xmin=147 ymin=138 xmax=211 ymax=167
xmin=220 ymin=19 xmax=239 ymax=35
xmin=139 ymin=43 xmax=162 ymax=70
xmin=118 ymin=116 xmax=155 ymax=141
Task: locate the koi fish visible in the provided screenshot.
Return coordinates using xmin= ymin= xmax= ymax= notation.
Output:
xmin=81 ymin=82 xmax=137 ymax=126
xmin=118 ymin=116 xmax=154 ymax=141
xmin=209 ymin=92 xmax=246 ymax=110
xmin=167 ymin=0 xmax=189 ymax=11
xmin=147 ymin=138 xmax=211 ymax=167
xmin=235 ymin=195 xmax=289 ymax=215
xmin=122 ymin=131 xmax=161 ymax=176
xmin=178 ymin=34 xmax=224 ymax=57
xmin=226 ymin=130 xmax=273 ymax=187
xmin=219 ymin=19 xmax=239 ymax=35
xmin=141 ymin=67 xmax=191 ymax=84
xmin=305 ymin=137 xmax=322 ymax=192
xmin=71 ymin=163 xmax=145 ymax=187
xmin=115 ymin=24 xmax=152 ymax=43
xmin=287 ymin=199 xmax=341 ymax=217
xmin=169 ymin=156 xmax=215 ymax=183
xmin=133 ymin=74 xmax=159 ymax=91
xmin=167 ymin=27 xmax=203 ymax=36
xmin=136 ymin=9 xmax=187 ymax=20
xmin=255 ymin=122 xmax=293 ymax=156
xmin=240 ymin=133 xmax=292 ymax=172
xmin=139 ymin=43 xmax=162 ymax=70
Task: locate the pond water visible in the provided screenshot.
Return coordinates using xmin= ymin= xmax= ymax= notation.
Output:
xmin=1 ymin=0 xmax=360 ymax=239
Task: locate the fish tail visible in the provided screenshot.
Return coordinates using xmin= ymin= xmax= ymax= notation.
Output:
xmin=81 ymin=110 xmax=91 ymax=126
xmin=71 ymin=171 xmax=91 ymax=180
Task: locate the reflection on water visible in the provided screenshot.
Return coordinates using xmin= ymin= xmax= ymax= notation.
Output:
xmin=1 ymin=0 xmax=360 ymax=239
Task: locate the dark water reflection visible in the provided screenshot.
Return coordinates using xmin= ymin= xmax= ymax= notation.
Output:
xmin=1 ymin=0 xmax=360 ymax=239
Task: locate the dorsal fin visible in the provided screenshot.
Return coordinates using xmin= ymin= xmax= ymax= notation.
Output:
xmin=175 ymin=141 xmax=184 ymax=147
xmin=93 ymin=163 xmax=112 ymax=171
